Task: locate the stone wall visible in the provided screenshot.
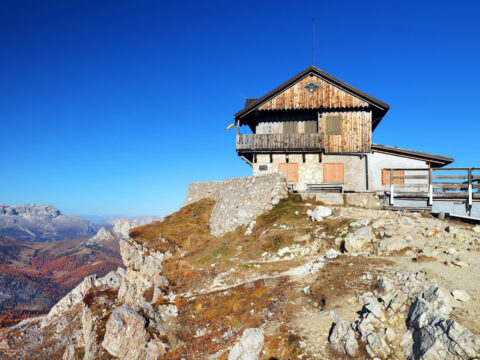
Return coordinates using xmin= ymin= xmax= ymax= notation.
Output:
xmin=185 ymin=173 xmax=288 ymax=236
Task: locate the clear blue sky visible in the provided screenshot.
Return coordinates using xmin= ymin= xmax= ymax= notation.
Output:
xmin=1 ymin=0 xmax=479 ymax=217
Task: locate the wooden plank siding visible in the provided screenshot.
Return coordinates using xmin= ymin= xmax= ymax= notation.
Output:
xmin=257 ymin=75 xmax=369 ymax=111
xmin=319 ymin=111 xmax=372 ymax=153
xmin=278 ymin=163 xmax=299 ymax=183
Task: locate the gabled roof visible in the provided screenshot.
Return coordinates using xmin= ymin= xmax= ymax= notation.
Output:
xmin=371 ymin=143 xmax=454 ymax=168
xmin=234 ymin=66 xmax=390 ymax=129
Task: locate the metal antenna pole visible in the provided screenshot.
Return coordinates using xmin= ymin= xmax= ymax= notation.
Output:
xmin=312 ymin=17 xmax=315 ymax=66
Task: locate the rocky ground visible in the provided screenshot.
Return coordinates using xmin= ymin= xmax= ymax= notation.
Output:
xmin=1 ymin=195 xmax=480 ymax=359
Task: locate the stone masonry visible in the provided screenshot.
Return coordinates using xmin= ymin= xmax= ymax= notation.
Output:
xmin=185 ymin=173 xmax=288 ymax=236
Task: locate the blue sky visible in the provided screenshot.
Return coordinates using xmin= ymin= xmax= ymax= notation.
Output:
xmin=1 ymin=0 xmax=479 ymax=217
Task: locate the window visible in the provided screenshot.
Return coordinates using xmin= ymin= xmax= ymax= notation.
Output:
xmin=278 ymin=163 xmax=298 ymax=183
xmin=283 ymin=121 xmax=298 ymax=134
xmin=304 ymin=120 xmax=318 ymax=133
xmin=382 ymin=169 xmax=405 ymax=185
xmin=324 ymin=163 xmax=344 ymax=183
xmin=325 ymin=115 xmax=343 ymax=135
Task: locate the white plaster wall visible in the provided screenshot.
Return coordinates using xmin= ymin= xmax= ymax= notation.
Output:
xmin=252 ymin=153 xmax=367 ymax=191
xmin=253 ymin=154 xmax=323 ymax=191
xmin=368 ymin=152 xmax=429 ymax=191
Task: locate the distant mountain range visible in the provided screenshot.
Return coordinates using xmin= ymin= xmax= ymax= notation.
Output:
xmin=0 ymin=204 xmax=164 ymax=243
xmin=0 ymin=203 xmax=165 ymax=327
xmin=0 ymin=204 xmax=98 ymax=242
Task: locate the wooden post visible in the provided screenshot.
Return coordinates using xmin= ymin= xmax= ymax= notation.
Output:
xmin=428 ymin=168 xmax=433 ymax=206
xmin=468 ymin=168 xmax=473 ymax=209
xmin=390 ymin=168 xmax=394 ymax=206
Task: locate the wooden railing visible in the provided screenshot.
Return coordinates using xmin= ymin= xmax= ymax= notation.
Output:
xmin=236 ymin=133 xmax=324 ymax=151
xmin=384 ymin=168 xmax=480 ymax=207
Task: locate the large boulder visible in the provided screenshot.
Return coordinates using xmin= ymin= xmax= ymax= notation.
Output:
xmin=228 ymin=328 xmax=264 ymax=360
xmin=344 ymin=227 xmax=376 ymax=252
xmin=308 ymin=205 xmax=332 ymax=221
xmin=102 ymin=306 xmax=148 ymax=359
xmin=329 ymin=318 xmax=358 ymax=356
xmin=374 ymin=238 xmax=409 ymax=255
xmin=402 ymin=296 xmax=480 ymax=359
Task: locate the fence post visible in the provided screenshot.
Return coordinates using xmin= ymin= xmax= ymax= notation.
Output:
xmin=390 ymin=168 xmax=394 ymax=206
xmin=468 ymin=168 xmax=473 ymax=210
xmin=428 ymin=169 xmax=433 ymax=206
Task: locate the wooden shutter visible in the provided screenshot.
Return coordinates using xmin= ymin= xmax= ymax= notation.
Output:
xmin=324 ymin=163 xmax=344 ymax=183
xmin=283 ymin=121 xmax=298 ymax=134
xmin=325 ymin=115 xmax=342 ymax=135
xmin=278 ymin=163 xmax=298 ymax=183
xmin=304 ymin=120 xmax=318 ymax=134
xmin=382 ymin=170 xmax=405 ymax=185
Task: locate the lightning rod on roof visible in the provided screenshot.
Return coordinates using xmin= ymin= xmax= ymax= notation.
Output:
xmin=312 ymin=16 xmax=315 ymax=66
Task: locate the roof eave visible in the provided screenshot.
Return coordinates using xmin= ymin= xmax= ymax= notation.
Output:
xmin=234 ymin=65 xmax=390 ymax=121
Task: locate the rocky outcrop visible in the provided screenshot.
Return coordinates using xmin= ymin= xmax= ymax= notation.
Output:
xmin=82 ymin=227 xmax=116 ymax=246
xmin=329 ymin=318 xmax=358 ymax=356
xmin=228 ymin=328 xmax=265 ymax=360
xmin=42 ymin=269 xmax=123 ymax=327
xmin=185 ymin=174 xmax=288 ymax=236
xmin=0 ymin=204 xmax=97 ymax=242
xmin=102 ymin=306 xmax=148 ymax=359
xmin=307 ymin=205 xmax=332 ymax=221
xmin=402 ymin=296 xmax=480 ymax=359
xmin=117 ymin=239 xmax=169 ymax=307
xmin=344 ymin=226 xmax=376 ymax=252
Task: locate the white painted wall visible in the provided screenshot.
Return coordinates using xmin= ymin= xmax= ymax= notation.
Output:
xmin=367 ymin=152 xmax=429 ymax=191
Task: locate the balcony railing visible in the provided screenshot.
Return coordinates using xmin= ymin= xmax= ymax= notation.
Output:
xmin=236 ymin=133 xmax=324 ymax=151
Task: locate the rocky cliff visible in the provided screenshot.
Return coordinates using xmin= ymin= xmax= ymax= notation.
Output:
xmin=2 ymin=174 xmax=480 ymax=359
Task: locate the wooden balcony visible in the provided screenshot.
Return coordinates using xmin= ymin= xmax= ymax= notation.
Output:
xmin=236 ymin=133 xmax=324 ymax=152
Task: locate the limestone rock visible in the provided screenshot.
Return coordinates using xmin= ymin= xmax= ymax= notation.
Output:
xmin=325 ymin=248 xmax=339 ymax=259
xmin=403 ymin=296 xmax=480 ymax=359
xmin=228 ymin=328 xmax=264 ymax=360
xmin=473 ymin=225 xmax=480 ymax=234
xmin=452 ymin=289 xmax=471 ymax=302
xmin=62 ymin=345 xmax=75 ymax=360
xmin=309 ymin=205 xmax=332 ymax=221
xmin=329 ymin=318 xmax=358 ymax=356
xmin=422 ymin=284 xmax=453 ymax=315
xmin=42 ymin=275 xmax=97 ymax=326
xmin=344 ymin=227 xmax=376 ymax=252
xmin=374 ymin=238 xmax=409 ymax=255
xmin=102 ymin=306 xmax=148 ymax=359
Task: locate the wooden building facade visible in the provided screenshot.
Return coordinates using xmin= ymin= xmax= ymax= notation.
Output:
xmin=234 ymin=66 xmax=454 ymax=192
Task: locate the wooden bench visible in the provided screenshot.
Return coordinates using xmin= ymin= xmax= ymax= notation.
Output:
xmin=306 ymin=183 xmax=344 ymax=193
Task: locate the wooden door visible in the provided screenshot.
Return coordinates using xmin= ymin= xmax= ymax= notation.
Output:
xmin=279 ymin=163 xmax=298 ymax=183
xmin=324 ymin=163 xmax=344 ymax=183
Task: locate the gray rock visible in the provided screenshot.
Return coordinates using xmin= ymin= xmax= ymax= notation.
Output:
xmin=329 ymin=318 xmax=358 ymax=356
xmin=422 ymin=284 xmax=453 ymax=315
xmin=102 ymin=306 xmax=149 ymax=359
xmin=344 ymin=227 xmax=376 ymax=252
xmin=325 ymin=248 xmax=339 ymax=259
xmin=228 ymin=328 xmax=264 ymax=360
xmin=403 ymin=296 xmax=480 ymax=359
xmin=374 ymin=238 xmax=409 ymax=255
xmin=452 ymin=289 xmax=471 ymax=302
xmin=310 ymin=205 xmax=332 ymax=221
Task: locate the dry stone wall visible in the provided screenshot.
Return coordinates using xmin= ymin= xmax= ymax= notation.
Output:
xmin=185 ymin=173 xmax=289 ymax=236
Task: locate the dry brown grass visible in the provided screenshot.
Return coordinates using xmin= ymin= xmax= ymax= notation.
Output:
xmin=130 ymin=199 xmax=216 ymax=254
xmin=310 ymin=256 xmax=393 ymax=311
xmin=162 ymin=277 xmax=296 ymax=359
